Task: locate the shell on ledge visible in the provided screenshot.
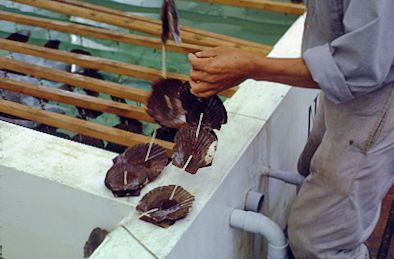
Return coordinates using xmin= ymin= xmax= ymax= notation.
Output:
xmin=136 ymin=185 xmax=194 ymax=228
xmin=147 ymin=79 xmax=187 ymax=129
xmin=172 ymin=127 xmax=218 ymax=174
xmin=83 ymin=227 xmax=108 ymax=258
xmin=105 ymin=143 xmax=168 ymax=197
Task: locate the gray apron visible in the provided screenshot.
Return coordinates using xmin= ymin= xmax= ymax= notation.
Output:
xmin=288 ymin=84 xmax=394 ymax=258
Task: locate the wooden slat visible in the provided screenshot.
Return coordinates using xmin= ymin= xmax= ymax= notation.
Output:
xmin=0 ymin=77 xmax=154 ymax=122
xmin=0 ymin=99 xmax=174 ymax=153
xmin=0 ymin=38 xmax=187 ymax=82
xmin=13 ymin=0 xmax=271 ymax=54
xmin=199 ymin=0 xmax=306 ymax=15
xmin=0 ymin=10 xmax=203 ymax=54
xmin=0 ymin=56 xmax=149 ymax=104
xmin=54 ymin=0 xmax=272 ymax=52
xmin=0 ymin=40 xmax=237 ymax=97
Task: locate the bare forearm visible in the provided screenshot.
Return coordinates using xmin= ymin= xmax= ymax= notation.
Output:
xmin=249 ymin=56 xmax=319 ymax=89
xmin=188 ymin=47 xmax=319 ymax=97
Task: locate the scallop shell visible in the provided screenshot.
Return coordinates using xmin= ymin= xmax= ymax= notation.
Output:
xmin=172 ymin=127 xmax=218 ymax=174
xmin=156 ymin=126 xmax=178 ymax=142
xmin=77 ymin=106 xmax=102 ymax=119
xmin=44 ymin=40 xmax=61 ymax=49
xmin=83 ymin=227 xmax=108 ymax=258
xmin=105 ymin=143 xmax=168 ymax=197
xmin=147 ymin=79 xmax=187 ymax=128
xmin=180 ymin=82 xmax=227 ymax=130
xmin=136 ymin=185 xmax=195 ymax=228
xmin=6 ymin=30 xmax=30 ymax=42
xmin=161 ymin=0 xmax=181 ymax=44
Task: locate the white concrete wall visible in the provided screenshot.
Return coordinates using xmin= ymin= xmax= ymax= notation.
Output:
xmin=0 ymin=166 xmax=132 ymax=259
xmin=0 ymin=124 xmax=135 ymax=259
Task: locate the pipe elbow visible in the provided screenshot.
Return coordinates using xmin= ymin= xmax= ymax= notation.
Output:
xmin=230 ymin=209 xmax=288 ymax=259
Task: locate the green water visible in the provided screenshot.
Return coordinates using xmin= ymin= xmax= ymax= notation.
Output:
xmin=0 ymin=0 xmax=299 ymax=140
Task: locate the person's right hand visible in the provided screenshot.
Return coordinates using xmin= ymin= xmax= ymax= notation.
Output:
xmin=188 ymin=47 xmax=257 ymax=97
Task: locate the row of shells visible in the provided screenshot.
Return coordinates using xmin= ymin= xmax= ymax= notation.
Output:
xmin=105 ymin=78 xmax=228 ymax=228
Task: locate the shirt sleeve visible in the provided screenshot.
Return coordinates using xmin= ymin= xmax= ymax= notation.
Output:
xmin=303 ymin=0 xmax=394 ymax=104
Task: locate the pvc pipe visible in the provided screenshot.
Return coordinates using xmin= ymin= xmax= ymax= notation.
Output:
xmin=261 ymin=166 xmax=304 ymax=186
xmin=230 ymin=209 xmax=288 ymax=259
xmin=244 ymin=190 xmax=264 ymax=212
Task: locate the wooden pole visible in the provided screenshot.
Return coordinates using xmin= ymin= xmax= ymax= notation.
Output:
xmin=12 ymin=0 xmax=271 ymax=54
xmin=0 ymin=10 xmax=203 ymax=54
xmin=0 ymin=40 xmax=237 ymax=97
xmin=0 ymin=56 xmax=149 ymax=104
xmin=0 ymin=77 xmax=154 ymax=123
xmin=199 ymin=0 xmax=306 ymax=15
xmin=0 ymin=99 xmax=174 ymax=153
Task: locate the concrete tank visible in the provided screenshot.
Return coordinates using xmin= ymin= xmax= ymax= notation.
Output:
xmin=0 ymin=15 xmax=318 ymax=259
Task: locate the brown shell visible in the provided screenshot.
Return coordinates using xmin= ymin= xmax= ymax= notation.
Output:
xmin=161 ymin=0 xmax=181 ymax=44
xmin=172 ymin=127 xmax=218 ymax=174
xmin=6 ymin=30 xmax=30 ymax=42
xmin=83 ymin=227 xmax=108 ymax=258
xmin=156 ymin=127 xmax=178 ymax=142
xmin=105 ymin=143 xmax=169 ymax=197
xmin=136 ymin=185 xmax=194 ymax=228
xmin=147 ymin=79 xmax=187 ymax=129
xmin=77 ymin=106 xmax=102 ymax=119
xmin=180 ymin=82 xmax=227 ymax=130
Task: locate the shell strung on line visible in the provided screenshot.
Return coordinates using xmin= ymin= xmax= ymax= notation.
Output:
xmin=105 ymin=143 xmax=168 ymax=197
xmin=172 ymin=127 xmax=218 ymax=174
xmin=147 ymin=79 xmax=187 ymax=129
xmin=180 ymin=82 xmax=227 ymax=130
xmin=83 ymin=227 xmax=108 ymax=258
xmin=136 ymin=185 xmax=194 ymax=228
xmin=161 ymin=0 xmax=181 ymax=44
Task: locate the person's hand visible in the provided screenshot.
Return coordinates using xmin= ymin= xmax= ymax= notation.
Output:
xmin=188 ymin=47 xmax=256 ymax=97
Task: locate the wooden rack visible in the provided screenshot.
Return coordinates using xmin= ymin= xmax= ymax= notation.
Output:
xmin=0 ymin=76 xmax=153 ymax=123
xmin=0 ymin=0 xmax=269 ymax=150
xmin=0 ymin=56 xmax=150 ymax=104
xmin=0 ymin=11 xmax=203 ymax=55
xmin=0 ymin=39 xmax=187 ymax=82
xmin=199 ymin=0 xmax=306 ymax=15
xmin=0 ymin=99 xmax=174 ymax=153
xmin=0 ymin=39 xmax=237 ymax=97
xmin=12 ymin=0 xmax=272 ymax=54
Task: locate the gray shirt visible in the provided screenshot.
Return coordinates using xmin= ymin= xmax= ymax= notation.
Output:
xmin=302 ymin=0 xmax=394 ymax=104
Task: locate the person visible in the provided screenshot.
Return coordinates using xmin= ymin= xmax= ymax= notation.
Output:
xmin=188 ymin=1 xmax=394 ymax=258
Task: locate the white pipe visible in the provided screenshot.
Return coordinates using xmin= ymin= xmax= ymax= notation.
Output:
xmin=261 ymin=166 xmax=304 ymax=186
xmin=244 ymin=190 xmax=264 ymax=212
xmin=230 ymin=209 xmax=288 ymax=259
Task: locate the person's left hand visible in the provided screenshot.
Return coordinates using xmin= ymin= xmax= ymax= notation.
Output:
xmin=188 ymin=47 xmax=256 ymax=97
